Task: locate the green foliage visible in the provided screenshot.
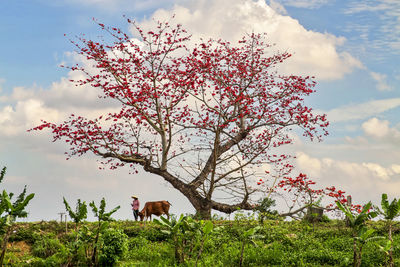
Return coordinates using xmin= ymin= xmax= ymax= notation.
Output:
xmin=374 ymin=193 xmax=400 ymax=267
xmin=89 ymin=197 xmax=120 ymax=266
xmin=336 ymin=201 xmax=377 ymax=232
xmin=336 ymin=201 xmax=380 ymax=267
xmin=99 ymin=228 xmax=128 ymax=266
xmin=31 ymin=233 xmax=65 ymax=258
xmin=0 ymin=166 xmax=35 ymax=266
xmin=237 ymin=226 xmax=264 ymax=266
xmin=154 ymin=215 xmax=218 ymax=264
xmin=63 ymin=197 xmax=87 ymax=225
xmin=377 ymin=193 xmax=400 ymax=220
xmin=8 ymin=225 xmax=36 ymax=244
xmin=2 ymin=219 xmax=400 ymax=266
xmin=254 ymin=197 xmax=280 ymax=223
xmin=89 ymin=198 xmax=120 ymax=222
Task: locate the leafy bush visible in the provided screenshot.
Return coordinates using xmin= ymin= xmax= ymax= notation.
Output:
xmin=8 ymin=224 xmax=36 ymax=244
xmin=31 ymin=233 xmax=65 ymax=258
xmin=139 ymin=225 xmax=169 ymax=242
xmin=123 ymin=225 xmax=141 ymax=238
xmin=99 ymin=228 xmax=128 ymax=266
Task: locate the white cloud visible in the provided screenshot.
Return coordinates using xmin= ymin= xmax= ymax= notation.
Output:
xmin=296 ymin=152 xmax=321 ymax=177
xmin=362 ymin=117 xmax=390 ymax=138
xmin=0 ymin=50 xmax=124 ymax=139
xmin=362 ymin=162 xmax=391 ymax=181
xmin=392 ymin=164 xmax=400 ymax=174
xmin=139 ymin=0 xmax=362 ymax=80
xmin=370 ymin=71 xmax=393 ymax=91
xmin=294 ymin=152 xmax=400 ymax=206
xmin=326 ymin=98 xmax=400 ymax=122
xmin=295 ymin=152 xmax=395 ymax=182
xmin=362 ymin=117 xmax=400 ymax=142
xmin=0 ymin=99 xmax=60 ymax=136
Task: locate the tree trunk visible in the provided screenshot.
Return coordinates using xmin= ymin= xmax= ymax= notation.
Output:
xmin=388 ymin=223 xmax=394 ymax=267
xmin=353 ymin=237 xmax=358 ymax=267
xmin=239 ymin=241 xmax=245 ymax=267
xmin=0 ymin=226 xmax=12 ymax=267
xmin=191 ymin=197 xmax=212 ymax=220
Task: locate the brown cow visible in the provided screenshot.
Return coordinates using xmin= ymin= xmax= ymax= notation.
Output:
xmin=138 ymin=200 xmax=171 ymax=221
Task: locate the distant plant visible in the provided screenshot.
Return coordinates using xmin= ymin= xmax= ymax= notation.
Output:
xmin=253 ymin=197 xmax=279 ymax=224
xmin=375 ymin=193 xmax=400 ymax=267
xmin=0 ymin=166 xmax=35 ymax=266
xmin=336 ymin=201 xmax=378 ymax=267
xmin=89 ymin=198 xmax=120 ymax=266
xmin=63 ymin=197 xmax=88 ymax=231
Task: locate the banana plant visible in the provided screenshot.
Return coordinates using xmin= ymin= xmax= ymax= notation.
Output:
xmin=375 ymin=193 xmax=400 ymax=267
xmin=154 ymin=214 xmax=188 ymax=263
xmin=0 ymin=167 xmax=35 ymax=267
xmin=89 ymin=198 xmax=120 ymax=266
xmin=377 ymin=239 xmax=394 ymax=267
xmin=63 ymin=197 xmax=88 ymax=230
xmin=354 ymin=227 xmax=385 ymax=267
xmin=195 ymin=220 xmax=213 ymax=266
xmin=154 ymin=215 xmax=216 ymax=265
xmin=336 ymin=201 xmax=378 ymax=267
xmin=238 ymin=226 xmax=263 ymax=267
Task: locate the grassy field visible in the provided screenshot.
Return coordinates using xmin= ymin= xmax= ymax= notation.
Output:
xmin=2 ymin=216 xmax=400 ymax=266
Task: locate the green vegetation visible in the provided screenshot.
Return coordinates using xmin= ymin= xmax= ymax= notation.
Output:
xmin=62 ymin=197 xmax=87 ymax=230
xmin=0 ymin=166 xmax=399 ymax=266
xmin=375 ymin=193 xmax=400 ymax=267
xmin=0 ymin=166 xmax=35 ymax=266
xmin=0 ymin=216 xmax=399 ymax=266
xmin=336 ymin=201 xmax=379 ymax=267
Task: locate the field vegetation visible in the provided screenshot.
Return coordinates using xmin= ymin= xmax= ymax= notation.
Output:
xmin=2 ymin=213 xmax=400 ymax=266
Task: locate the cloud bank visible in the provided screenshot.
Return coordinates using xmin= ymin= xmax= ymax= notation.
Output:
xmin=139 ymin=0 xmax=362 ymax=80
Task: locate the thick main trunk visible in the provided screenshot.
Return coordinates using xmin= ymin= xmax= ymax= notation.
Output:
xmin=191 ymin=198 xmax=212 ymax=220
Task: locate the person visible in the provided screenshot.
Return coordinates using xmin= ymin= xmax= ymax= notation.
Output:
xmin=131 ymin=195 xmax=140 ymax=221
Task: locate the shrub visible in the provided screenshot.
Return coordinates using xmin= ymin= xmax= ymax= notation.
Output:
xmin=99 ymin=228 xmax=128 ymax=266
xmin=139 ymin=224 xmax=169 ymax=242
xmin=123 ymin=225 xmax=141 ymax=238
xmin=8 ymin=225 xmax=36 ymax=244
xmin=31 ymin=233 xmax=65 ymax=258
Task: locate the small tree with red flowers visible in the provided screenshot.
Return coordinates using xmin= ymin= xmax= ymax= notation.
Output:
xmin=256 ymin=172 xmax=359 ymax=220
xmin=31 ymin=19 xmax=329 ymax=219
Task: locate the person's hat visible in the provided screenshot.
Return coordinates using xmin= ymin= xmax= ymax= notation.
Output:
xmin=131 ymin=195 xmax=138 ymax=199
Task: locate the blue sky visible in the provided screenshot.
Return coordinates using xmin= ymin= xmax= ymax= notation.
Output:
xmin=1 ymin=0 xmax=400 ymax=221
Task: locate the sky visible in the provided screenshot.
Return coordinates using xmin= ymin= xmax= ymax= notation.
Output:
xmin=0 ymin=0 xmax=399 ymax=221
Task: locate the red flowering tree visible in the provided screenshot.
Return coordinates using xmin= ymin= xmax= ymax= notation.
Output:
xmin=31 ymin=19 xmax=329 ymax=219
xmin=256 ymin=173 xmax=360 ymax=219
